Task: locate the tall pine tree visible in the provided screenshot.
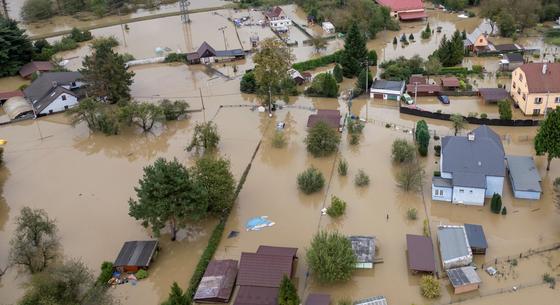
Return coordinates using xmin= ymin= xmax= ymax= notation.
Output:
xmin=161 ymin=282 xmax=188 ymax=305
xmin=0 ymin=17 xmax=33 ymax=77
xmin=278 ymin=275 xmax=300 ymax=305
xmin=340 ymin=22 xmax=368 ymax=78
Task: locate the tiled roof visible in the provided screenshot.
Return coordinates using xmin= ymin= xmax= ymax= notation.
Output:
xmin=518 ymin=63 xmax=560 ymax=93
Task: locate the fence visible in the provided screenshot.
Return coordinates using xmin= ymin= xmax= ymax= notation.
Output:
xmin=480 ymin=242 xmax=560 ymax=270
xmin=399 ymin=106 xmax=541 ymax=127
xmin=436 ymin=281 xmax=548 ymax=305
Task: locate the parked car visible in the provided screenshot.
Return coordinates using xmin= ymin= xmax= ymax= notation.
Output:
xmin=437 ymin=95 xmax=450 ymax=104
xmin=401 ymin=93 xmax=414 ymax=105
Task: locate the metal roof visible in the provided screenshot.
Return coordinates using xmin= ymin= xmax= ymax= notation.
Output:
xmin=194 ymin=260 xmax=238 ymax=302
xmin=114 ymin=240 xmax=158 ymax=267
xmin=505 ymin=155 xmax=542 ymax=193
xmin=237 ymin=248 xmax=296 ymax=288
xmin=437 ymin=226 xmax=472 ymax=266
xmin=354 ymin=296 xmax=388 ymax=305
xmin=478 ymin=88 xmax=509 ymax=103
xmin=23 ymin=72 xmax=81 ymax=104
xmin=453 ymin=172 xmax=486 ymax=188
xmin=33 ymin=86 xmax=77 ymax=113
xmin=432 ymin=177 xmax=452 ymax=188
xmin=2 ymin=96 xmax=33 ymax=120
xmin=257 ymin=246 xmax=298 ymax=257
xmin=234 ymin=286 xmax=278 ymax=305
xmin=447 ymin=266 xmax=481 ymax=287
xmin=305 ymin=294 xmax=331 ymax=305
xmin=371 ymin=79 xmax=405 ymax=92
xmin=504 ymin=53 xmax=524 ymax=63
xmin=349 ymin=236 xmax=375 ymax=267
xmin=464 ymin=224 xmax=488 ymax=250
xmin=406 ymin=234 xmax=436 ymax=272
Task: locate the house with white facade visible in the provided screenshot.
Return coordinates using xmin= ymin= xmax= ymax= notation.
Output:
xmin=264 ymin=6 xmax=292 ymax=31
xmin=23 ymin=72 xmax=84 ymax=116
xmin=432 ymin=125 xmax=505 ymax=206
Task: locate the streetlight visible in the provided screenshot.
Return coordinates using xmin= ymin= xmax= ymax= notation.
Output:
xmin=364 ymin=59 xmax=369 ymax=121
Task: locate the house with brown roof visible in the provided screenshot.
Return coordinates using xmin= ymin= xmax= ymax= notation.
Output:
xmin=186 ymin=42 xmax=245 ymax=65
xmin=440 ymin=77 xmax=460 ymax=90
xmin=194 ymin=260 xmax=238 ymax=303
xmin=406 ymin=234 xmax=436 ymax=274
xmin=376 ymin=0 xmax=427 ymax=20
xmin=510 ymin=63 xmax=560 ymax=115
xmin=307 ymin=109 xmax=342 ymax=131
xmin=19 ymin=61 xmax=54 ymax=79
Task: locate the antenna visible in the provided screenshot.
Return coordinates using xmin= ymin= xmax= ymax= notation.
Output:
xmin=179 ymin=0 xmax=190 ymax=23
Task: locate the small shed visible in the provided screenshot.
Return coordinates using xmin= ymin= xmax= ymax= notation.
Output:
xmin=19 ymin=61 xmax=54 ymax=79
xmin=349 ymin=236 xmax=375 ymax=269
xmin=463 ymin=224 xmax=488 ymax=255
xmin=306 ymin=294 xmax=331 ymax=305
xmin=500 ymin=53 xmax=524 ymax=71
xmin=2 ymin=96 xmax=33 ymax=120
xmin=447 ymin=266 xmax=481 ymax=294
xmin=194 ymin=260 xmax=238 ymax=303
xmin=437 ymin=225 xmax=472 ymax=270
xmin=494 ymin=44 xmax=523 ymax=53
xmin=322 ymin=22 xmax=335 ymax=33
xmin=289 ymin=68 xmax=306 ymax=85
xmin=370 ymin=79 xmax=405 ymax=100
xmin=307 ymin=109 xmax=342 ymax=130
xmin=406 ymin=234 xmax=436 ymax=273
xmin=505 ymin=155 xmax=542 ymax=200
xmin=441 ymin=77 xmax=460 ymax=90
xmin=406 ymin=84 xmax=442 ymax=96
xmin=478 ymin=88 xmax=509 ymax=103
xmin=354 ymin=296 xmax=388 ymax=305
xmin=0 ymin=90 xmax=24 ymax=103
xmin=409 ymin=74 xmax=427 ymax=85
xmin=114 ymin=240 xmax=159 ymax=272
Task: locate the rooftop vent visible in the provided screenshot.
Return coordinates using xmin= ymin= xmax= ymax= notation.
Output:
xmin=542 ymin=63 xmax=548 ymax=75
xmin=467 ymin=132 xmax=475 ymax=141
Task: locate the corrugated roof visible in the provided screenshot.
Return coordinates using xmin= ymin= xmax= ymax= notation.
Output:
xmin=2 ymin=96 xmax=33 ymax=120
xmin=478 ymin=88 xmax=509 ymax=103
xmin=406 ymin=234 xmax=436 ymax=272
xmin=114 ymin=240 xmax=158 ymax=267
xmin=237 ymin=252 xmax=295 ymax=288
xmin=19 ymin=61 xmax=54 ymax=78
xmin=441 ymin=77 xmax=460 ymax=88
xmin=234 ymin=286 xmax=278 ymax=305
xmin=495 ymin=44 xmax=523 ymax=52
xmin=464 ymin=224 xmax=488 ymax=250
xmin=518 ymin=63 xmax=560 ymax=93
xmin=349 ymin=236 xmax=375 ymax=265
xmin=406 ymin=84 xmax=442 ymax=93
xmin=398 ymin=11 xmax=427 ymax=20
xmin=194 ymin=260 xmax=238 ymax=302
xmin=409 ymin=75 xmax=427 ymax=85
xmin=376 ymin=0 xmax=424 ymax=11
xmin=505 ymin=155 xmax=542 ymax=193
xmin=0 ymin=90 xmax=24 ymax=101
xmin=354 ymin=296 xmax=388 ymax=305
xmin=257 ymin=246 xmax=298 ymax=258
xmin=504 ymin=53 xmax=524 ymax=63
xmin=437 ymin=226 xmax=472 ymax=265
xmin=305 ymin=294 xmax=331 ymax=305
xmin=447 ymin=266 xmax=481 ymax=287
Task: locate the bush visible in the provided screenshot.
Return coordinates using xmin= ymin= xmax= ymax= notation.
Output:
xmin=354 ymin=170 xmax=370 ymax=187
xmin=491 ymin=193 xmax=502 ymax=214
xmin=415 ymin=120 xmax=430 ymax=157
xmin=391 ymin=139 xmax=415 ymax=163
xmin=240 ymin=71 xmax=257 ymax=93
xmin=480 ymin=113 xmax=488 ymax=119
xmin=305 ymin=72 xmax=339 ymax=97
xmin=433 ymin=170 xmax=441 ymax=177
xmin=160 ymin=99 xmax=189 ymax=120
xmin=91 ymin=36 xmax=119 ymax=49
xmin=136 ymin=269 xmax=148 ymax=280
xmin=543 ymin=273 xmax=556 ymax=288
xmin=423 ymin=219 xmax=430 ymax=237
xmin=96 ymin=261 xmax=114 ymax=286
xmin=327 ymin=196 xmax=347 ymax=217
xmin=501 ymin=206 xmax=507 ymax=215
xmin=338 ymin=298 xmax=352 ymax=305
xmin=434 ymin=145 xmax=441 ymax=157
xmin=306 ymin=231 xmax=357 ymax=284
xmin=97 ymin=111 xmax=120 ymax=135
xmin=292 ymin=50 xmax=343 ymax=71
xmin=305 ymin=121 xmax=341 ymax=157
xmin=368 ymin=50 xmax=377 ymax=66
xmin=420 ymin=275 xmax=441 ymax=299
xmin=69 ymin=28 xmax=93 ymax=42
xmin=396 ymin=163 xmax=424 ymax=192
xmin=297 ymin=167 xmax=325 ymax=194
xmin=164 ymin=53 xmax=186 ymax=63
xmin=433 ymin=135 xmax=440 ymax=141
xmin=51 ymin=36 xmax=79 ymax=53
xmin=498 ymin=100 xmax=512 ymax=120
xmin=409 ymin=33 xmax=415 ymax=41
xmin=338 ymin=159 xmax=348 ymax=176
xmin=347 ymin=119 xmax=365 ymax=134
xmin=272 ymin=131 xmax=287 ymax=148
xmin=21 ymin=0 xmax=54 ymax=21
xmin=407 ymin=208 xmax=417 ymax=220
xmin=471 ymin=65 xmax=483 ymax=75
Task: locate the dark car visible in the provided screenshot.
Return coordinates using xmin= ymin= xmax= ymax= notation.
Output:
xmin=437 ymin=95 xmax=450 ymax=104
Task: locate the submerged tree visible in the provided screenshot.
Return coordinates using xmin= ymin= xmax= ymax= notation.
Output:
xmin=450 ymin=113 xmax=467 ymax=136
xmin=340 ymin=22 xmax=368 ymax=78
xmin=534 ymin=107 xmax=560 ymax=171
xmin=396 ymin=163 xmax=424 ymax=192
xmin=278 ymin=275 xmax=300 ymax=305
xmin=0 ymin=17 xmax=34 ymax=77
xmin=306 ymin=231 xmax=357 ymax=284
xmin=128 ymin=158 xmax=208 ymax=241
xmin=191 ymin=156 xmax=236 ymax=216
xmin=9 ymin=207 xmax=60 ymax=274
xmin=161 ymin=282 xmax=188 ymax=305
xmin=186 ymin=122 xmax=220 ymax=154
xmin=305 ymin=121 xmax=341 ymax=157
xmin=391 ymin=139 xmax=416 ymax=163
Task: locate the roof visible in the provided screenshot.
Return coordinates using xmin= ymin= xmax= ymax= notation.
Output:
xmin=307 ymin=109 xmax=341 ymax=129
xmin=194 ymin=260 xmax=238 ymax=302
xmin=518 ymin=63 xmax=560 ymax=93
xmin=437 ymin=226 xmax=471 ymax=265
xmin=466 ymin=29 xmax=487 ymax=44
xmin=432 ymin=177 xmax=452 ymax=188
xmin=34 ymin=86 xmax=77 ymax=113
xmin=2 ymin=96 xmax=33 ymax=120
xmin=406 ymin=84 xmax=442 ymax=93
xmin=371 ymin=79 xmax=405 ymax=92
xmin=409 ymin=74 xmax=427 ymax=85
xmin=354 ymin=296 xmax=388 ymax=305
xmin=19 ymin=61 xmax=54 ymax=78
xmin=406 ymin=234 xmax=436 ymax=272
xmin=0 ymin=90 xmax=24 ymax=101
xmin=197 ymin=42 xmax=217 ymax=58
xmin=504 ymin=53 xmax=524 ymax=63
xmin=114 ymin=240 xmax=159 ymax=267
xmin=349 ymin=236 xmax=375 ymax=266
xmin=23 ymin=72 xmax=82 ymax=104
xmin=505 ymin=155 xmax=542 ymax=193
xmin=237 ymin=251 xmax=296 ymax=288
xmin=376 ymin=0 xmax=424 ymax=11
xmin=215 ymin=49 xmax=245 ymax=57
xmin=495 ymin=44 xmax=523 ymax=52
xmin=441 ymin=125 xmax=505 ymax=181
xmin=464 ymin=224 xmax=488 ymax=250
xmin=447 ymin=266 xmax=481 ymax=288
xmin=398 ymin=11 xmax=427 ymax=20
xmin=453 ymin=172 xmax=486 ymax=188
xmin=257 ymin=246 xmax=298 ymax=257
xmin=264 ymin=6 xmax=284 ymax=18
xmin=234 ymin=286 xmax=278 ymax=305
xmin=441 ymin=77 xmax=460 ymax=88
xmin=305 ymin=294 xmax=331 ymax=305
xmin=478 ymin=88 xmax=509 ymax=103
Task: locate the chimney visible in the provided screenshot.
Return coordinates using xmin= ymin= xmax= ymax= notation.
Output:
xmin=542 ymin=63 xmax=547 ymax=75
xmin=51 ymin=81 xmax=57 ymax=88
xmin=467 ymin=132 xmax=475 ymax=141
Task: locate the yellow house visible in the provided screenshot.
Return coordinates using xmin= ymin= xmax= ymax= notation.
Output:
xmin=511 ymin=63 xmax=560 ymax=116
xmin=465 ymin=29 xmax=489 ymax=53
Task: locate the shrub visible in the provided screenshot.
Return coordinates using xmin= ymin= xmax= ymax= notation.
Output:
xmin=97 ymin=111 xmax=120 ymax=135
xmin=393 ymin=36 xmax=398 ymax=44
xmin=554 ymin=177 xmax=560 ymax=192
xmin=501 ymin=206 xmax=507 ymax=215
xmin=333 ymin=64 xmax=343 ymax=83
xmin=21 ymin=0 xmax=54 ymax=21
xmin=391 ymin=139 xmax=415 ymax=163
xmin=91 ymin=36 xmax=119 ymax=49
xmin=305 ymin=72 xmax=339 ymax=97
xmin=480 ymin=113 xmax=488 ymax=119
xmin=347 ymin=119 xmax=365 ymax=134
xmin=164 ymin=53 xmax=186 ymax=63
xmin=543 ymin=273 xmax=556 ymax=288
xmin=327 ymin=196 xmax=347 ymax=218
xmin=434 ymin=145 xmax=441 ymax=157
xmin=354 ymin=170 xmax=370 ymax=187
xmin=305 ymin=121 xmax=341 ymax=157
xmin=468 ymin=112 xmax=478 ymax=118
xmin=368 ymin=50 xmax=377 ymax=66
xmin=471 ymin=65 xmax=483 ymax=75
xmin=136 ymin=269 xmax=148 ymax=280
xmin=407 ymin=208 xmax=417 ymax=220
xmin=498 ymin=100 xmax=512 ymax=120
xmin=423 ymin=219 xmax=430 ymax=237
xmin=433 ymin=170 xmax=441 ymax=177
xmin=306 ymin=231 xmax=357 ymax=284
xmin=278 ymin=275 xmax=300 ymax=305
xmin=292 ymin=50 xmax=343 ymax=71
xmin=297 ymin=167 xmax=325 ymax=194
xmin=160 ymin=99 xmax=189 ymax=120
xmin=350 ymin=134 xmax=359 ymax=145
xmin=385 ymin=123 xmax=392 ymax=128
xmin=96 ymin=261 xmax=114 ymax=286
xmin=421 ymin=30 xmax=431 ymax=39
xmin=338 ymin=159 xmax=348 ymax=176
xmin=338 ymin=298 xmax=352 ymax=305
xmin=491 ymin=193 xmax=502 ymax=214
xmin=409 ymin=33 xmax=415 ymax=40
xmin=69 ymin=28 xmax=93 ymax=42
xmin=272 ymin=131 xmax=287 ymax=148
xmin=415 ymin=120 xmax=430 ymax=157
xmin=240 ymin=71 xmax=257 ymax=93
xmin=420 ymin=275 xmax=440 ymax=299
xmin=433 ymin=135 xmax=440 ymax=141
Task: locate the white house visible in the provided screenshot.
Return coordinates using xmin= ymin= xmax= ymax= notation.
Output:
xmin=370 ymin=79 xmax=405 ymax=101
xmin=432 ymin=125 xmax=505 ymax=206
xmin=264 ymin=6 xmax=292 ymax=31
xmin=322 ymin=21 xmax=335 ymax=33
xmin=23 ymin=72 xmax=84 ymax=116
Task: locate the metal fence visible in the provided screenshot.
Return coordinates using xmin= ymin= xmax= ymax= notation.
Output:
xmin=480 ymin=243 xmax=560 ymax=270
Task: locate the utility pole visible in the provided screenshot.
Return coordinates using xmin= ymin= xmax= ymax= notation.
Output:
xmin=268 ymin=86 xmax=272 ymax=117
xmin=414 ymin=82 xmax=419 ymax=103
xmin=218 ymin=26 xmax=228 ymax=51
xmin=179 ymin=0 xmax=190 ymax=23
xmin=199 ymin=88 xmax=206 ymax=122
xmin=365 ymin=59 xmax=369 ymax=121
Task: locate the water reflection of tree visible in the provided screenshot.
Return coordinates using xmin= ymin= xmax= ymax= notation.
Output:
xmin=0 ymin=166 xmax=11 ymax=231
xmin=72 ymin=120 xmax=189 ymax=161
xmin=259 ymin=111 xmax=299 ymax=168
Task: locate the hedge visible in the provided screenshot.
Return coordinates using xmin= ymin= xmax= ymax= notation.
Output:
xmin=292 ymin=50 xmax=343 ymax=72
xmin=439 ymin=66 xmax=482 ymax=76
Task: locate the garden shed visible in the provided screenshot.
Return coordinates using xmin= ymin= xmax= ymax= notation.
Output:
xmin=406 ymin=234 xmax=436 ymax=273
xmin=193 ymin=259 xmax=238 ymax=303
xmin=349 ymin=236 xmax=375 ymax=269
xmin=478 ymin=88 xmax=509 ymax=103
xmin=2 ymin=96 xmax=34 ymax=120
xmin=464 ymin=224 xmax=488 ymax=255
xmin=353 ymin=296 xmax=388 ymax=305
xmin=114 ymin=240 xmax=159 ymax=272
xmin=437 ymin=226 xmax=472 ymax=270
xmin=505 ymin=155 xmax=542 ymax=200
xmin=307 ymin=109 xmax=342 ymax=130
xmin=447 ymin=266 xmax=481 ymax=294
xmin=441 ymin=77 xmax=460 ymax=90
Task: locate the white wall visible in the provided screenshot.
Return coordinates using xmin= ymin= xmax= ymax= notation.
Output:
xmin=432 ymin=185 xmax=452 ymax=202
xmin=485 ymin=176 xmax=504 ymax=197
xmin=270 ymin=19 xmax=292 ymax=28
xmin=452 ymin=186 xmax=485 ymax=206
xmin=40 ymin=93 xmax=78 ymax=115
xmin=513 ymin=190 xmax=541 ymax=200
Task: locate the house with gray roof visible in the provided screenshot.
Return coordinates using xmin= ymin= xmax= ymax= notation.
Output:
xmin=370 ymin=79 xmax=405 ymax=101
xmin=23 ymin=72 xmax=84 ymax=116
xmin=505 ymin=155 xmax=542 ymax=200
xmin=437 ymin=225 xmax=472 ymax=270
xmin=432 ymin=125 xmax=505 ymax=206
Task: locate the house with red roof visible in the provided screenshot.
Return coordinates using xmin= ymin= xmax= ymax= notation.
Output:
xmin=376 ymin=0 xmax=427 ymax=21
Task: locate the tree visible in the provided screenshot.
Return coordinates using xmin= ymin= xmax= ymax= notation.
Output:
xmin=396 ymin=163 xmax=424 ymax=192
xmin=497 ymin=11 xmax=516 ymax=37
xmin=433 ymin=31 xmax=464 ymax=67
xmin=186 ymin=122 xmax=220 ymax=154
xmin=160 ymin=99 xmax=189 ymax=120
xmin=306 ymin=231 xmax=356 ymax=284
xmin=326 ymin=196 xmax=347 ymax=217
xmin=297 ymin=167 xmax=325 ymax=194
xmin=450 ymin=113 xmax=467 ymax=136
xmin=310 ymin=34 xmax=327 ymax=53
xmin=253 ymin=38 xmax=294 ymax=109
xmin=161 ymin=282 xmax=188 ymax=305
xmin=355 ymin=69 xmax=373 ymax=95
xmin=121 ymin=102 xmax=165 ymax=132
xmin=420 ymin=275 xmax=440 ymax=299
xmin=490 ymin=193 xmax=502 ymax=214
xmin=368 ymin=50 xmax=377 ymax=66
xmin=240 ymin=71 xmax=257 ymax=93
xmin=391 ymin=139 xmax=415 ymax=163
xmin=128 ymin=158 xmax=208 ymax=241
xmin=498 ymin=100 xmax=512 ymax=120
xmin=480 ymin=0 xmax=504 ymax=35
xmin=80 ymin=40 xmax=134 ymax=103
xmin=0 ymin=17 xmax=33 ymax=77
xmin=415 ymin=120 xmax=430 ymax=156
xmin=333 ymin=64 xmax=343 ymax=83
xmin=305 ymin=73 xmax=339 ymax=97
xmin=534 ymin=107 xmax=560 ymax=170
xmin=424 ymin=57 xmax=442 ymax=80
xmin=20 ymin=0 xmax=53 ymax=21
xmin=191 ymin=156 xmax=235 ymax=216
xmin=305 ymin=121 xmax=341 ymax=157
xmin=340 ymin=22 xmax=368 ymax=78
xmin=9 ymin=207 xmax=60 ymax=274
xmin=278 ymin=275 xmax=299 ymax=305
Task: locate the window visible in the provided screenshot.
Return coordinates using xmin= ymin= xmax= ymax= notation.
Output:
xmin=517 ymin=88 xmax=521 ymax=95
xmin=519 ymin=74 xmax=523 ymax=81
xmin=469 ymin=190 xmax=473 ymax=193
xmin=535 ymin=97 xmax=543 ymax=104
xmin=533 ymin=109 xmax=541 ymax=115
xmin=61 ymin=95 xmax=66 ymax=101
xmin=459 ymin=189 xmax=464 ymax=193
xmin=555 ymin=97 xmax=560 ymax=104
xmin=513 ymin=82 xmax=516 ymax=89
xmin=435 ymin=189 xmax=444 ymax=196
xmin=523 ymin=94 xmax=526 ymax=101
